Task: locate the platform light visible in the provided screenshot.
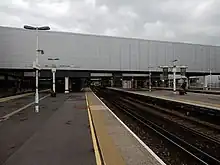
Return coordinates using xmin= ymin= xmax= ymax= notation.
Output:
xmin=23 ymin=25 xmax=50 ymax=113
xmin=148 ymin=66 xmax=154 ymax=92
xmin=24 ymin=25 xmax=50 ymax=31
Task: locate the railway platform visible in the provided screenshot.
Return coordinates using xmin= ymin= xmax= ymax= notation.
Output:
xmin=1 ymin=93 xmax=96 ymax=165
xmin=86 ymin=89 xmax=165 ymax=165
xmin=109 ymin=88 xmax=220 ymax=111
xmin=0 ymin=89 xmax=166 ymax=165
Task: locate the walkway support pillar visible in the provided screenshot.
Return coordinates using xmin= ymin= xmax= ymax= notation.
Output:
xmin=65 ymin=77 xmax=69 ymax=93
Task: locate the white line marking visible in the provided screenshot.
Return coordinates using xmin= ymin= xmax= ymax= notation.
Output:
xmin=93 ymin=92 xmax=166 ymax=165
xmin=0 ymin=94 xmax=50 ymax=122
xmin=0 ymin=89 xmax=50 ymax=103
xmin=0 ymin=93 xmax=33 ymax=103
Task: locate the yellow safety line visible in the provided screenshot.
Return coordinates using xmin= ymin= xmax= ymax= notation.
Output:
xmin=85 ymin=93 xmax=102 ymax=165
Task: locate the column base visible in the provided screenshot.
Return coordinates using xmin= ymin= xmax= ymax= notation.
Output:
xmin=35 ymin=105 xmax=39 ymax=113
xmin=65 ymin=90 xmax=69 ymax=94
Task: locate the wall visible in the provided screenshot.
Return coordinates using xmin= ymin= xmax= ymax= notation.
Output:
xmin=0 ymin=26 xmax=220 ymax=73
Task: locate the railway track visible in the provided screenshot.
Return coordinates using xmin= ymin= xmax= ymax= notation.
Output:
xmin=123 ymin=96 xmax=220 ymax=142
xmin=94 ymin=88 xmax=220 ymax=165
xmin=119 ymin=89 xmax=220 ymax=126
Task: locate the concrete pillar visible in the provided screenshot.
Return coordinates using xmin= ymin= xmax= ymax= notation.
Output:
xmin=203 ymin=76 xmax=208 ymax=90
xmin=149 ymin=72 xmax=152 ymax=91
xmin=128 ymin=81 xmax=132 ymax=89
xmin=187 ymin=77 xmax=190 ymax=89
xmin=52 ymin=68 xmax=56 ymax=93
xmin=65 ymin=77 xmax=69 ymax=93
xmin=135 ymin=80 xmax=138 ymax=88
xmin=173 ymin=67 xmax=177 ymax=93
xmin=131 ymin=79 xmax=134 ymax=88
xmin=110 ymin=80 xmax=114 ymax=87
xmin=52 ymin=72 xmax=55 ymax=92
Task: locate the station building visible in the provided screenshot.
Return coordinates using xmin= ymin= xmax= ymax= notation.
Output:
xmin=0 ymin=26 xmax=220 ymax=92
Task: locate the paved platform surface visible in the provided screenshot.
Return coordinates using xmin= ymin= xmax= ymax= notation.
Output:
xmin=0 ymin=94 xmax=67 ymax=164
xmin=110 ymin=88 xmax=220 ymax=110
xmin=2 ymin=93 xmax=96 ymax=165
xmin=87 ymin=91 xmax=164 ymax=165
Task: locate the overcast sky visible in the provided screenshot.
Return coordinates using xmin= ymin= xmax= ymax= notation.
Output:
xmin=0 ymin=0 xmax=220 ymax=45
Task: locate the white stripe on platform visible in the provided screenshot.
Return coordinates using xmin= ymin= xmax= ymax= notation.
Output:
xmin=0 ymin=94 xmax=50 ymax=122
xmin=0 ymin=89 xmax=50 ymax=103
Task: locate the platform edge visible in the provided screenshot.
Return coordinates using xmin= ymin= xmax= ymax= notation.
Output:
xmin=85 ymin=93 xmax=103 ymax=165
xmin=93 ymin=92 xmax=167 ymax=165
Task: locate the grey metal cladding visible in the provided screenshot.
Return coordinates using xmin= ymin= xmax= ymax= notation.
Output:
xmin=0 ymin=26 xmax=220 ymax=73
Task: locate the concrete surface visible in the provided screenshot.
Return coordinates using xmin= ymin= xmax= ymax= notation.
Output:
xmin=0 ymin=93 xmax=48 ymax=118
xmin=87 ymin=91 xmax=163 ymax=165
xmin=87 ymin=92 xmax=125 ymax=165
xmin=103 ymin=103 xmax=163 ymax=165
xmin=1 ymin=93 xmax=96 ymax=165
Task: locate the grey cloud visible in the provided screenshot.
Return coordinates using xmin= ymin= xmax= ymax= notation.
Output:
xmin=0 ymin=0 xmax=220 ymax=45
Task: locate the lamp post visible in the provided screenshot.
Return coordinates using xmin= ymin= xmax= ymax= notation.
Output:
xmin=172 ymin=59 xmax=178 ymax=93
xmin=209 ymin=50 xmax=212 ymax=90
xmin=48 ymin=58 xmax=59 ymax=93
xmin=24 ymin=25 xmax=50 ymax=113
xmin=209 ymin=70 xmax=212 ymax=90
xmin=148 ymin=66 xmax=154 ymax=92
